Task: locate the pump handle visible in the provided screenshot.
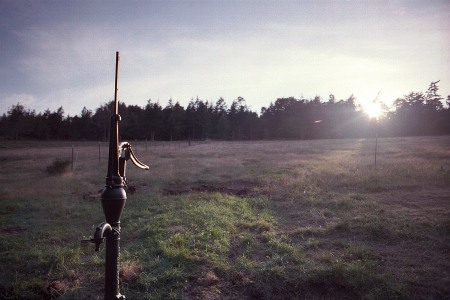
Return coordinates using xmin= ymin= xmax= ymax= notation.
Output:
xmin=120 ymin=142 xmax=149 ymax=170
xmin=119 ymin=142 xmax=149 ymax=181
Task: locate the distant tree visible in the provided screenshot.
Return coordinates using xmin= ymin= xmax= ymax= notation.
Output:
xmin=390 ymin=81 xmax=448 ymax=136
xmin=328 ymin=94 xmax=336 ymax=104
xmin=276 ymin=97 xmax=300 ymax=138
xmin=340 ymin=94 xmax=362 ymax=138
xmin=307 ymin=96 xmax=325 ymax=139
xmin=66 ymin=107 xmax=98 ymax=140
xmin=392 ymin=91 xmax=426 ymax=135
xmin=260 ymin=97 xmax=308 ymax=139
xmin=424 ymin=80 xmax=443 ymax=111
xmin=122 ymin=104 xmax=144 ymax=139
xmin=194 ymin=98 xmax=212 ymax=140
xmin=163 ymin=100 xmax=185 ymax=141
xmin=43 ymin=106 xmax=65 ymax=139
xmin=7 ymin=103 xmax=27 ymax=140
xmin=228 ymin=97 xmax=251 ymax=139
xmin=4 ymin=103 xmax=35 ymax=140
xmin=2 ymin=82 xmax=449 ymax=141
xmin=423 ymin=80 xmax=446 ymax=134
xmin=212 ymin=97 xmax=230 ymax=139
xmin=143 ymin=100 xmax=163 ymax=141
xmin=0 ymin=113 xmax=6 ymax=137
xmin=93 ymin=102 xmax=113 ymax=141
xmin=323 ymin=96 xmax=338 ymax=138
xmin=81 ymin=107 xmax=97 ymax=138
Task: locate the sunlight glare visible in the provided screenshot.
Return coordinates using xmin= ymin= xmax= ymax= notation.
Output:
xmin=364 ymin=102 xmax=381 ymax=119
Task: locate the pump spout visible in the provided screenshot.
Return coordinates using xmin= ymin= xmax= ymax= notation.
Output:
xmin=94 ymin=222 xmax=113 ymax=249
xmin=82 ymin=222 xmax=112 ymax=252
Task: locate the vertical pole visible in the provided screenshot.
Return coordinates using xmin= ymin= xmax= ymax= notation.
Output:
xmin=107 ymin=52 xmax=120 ymax=181
xmin=71 ymin=145 xmax=74 ymax=172
xmin=374 ymin=118 xmax=378 ymax=166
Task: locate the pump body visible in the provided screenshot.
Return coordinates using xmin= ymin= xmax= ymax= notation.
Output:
xmin=101 ymin=185 xmax=126 ymax=300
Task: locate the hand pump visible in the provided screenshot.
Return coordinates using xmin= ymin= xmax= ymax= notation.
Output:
xmin=83 ymin=52 xmax=149 ymax=300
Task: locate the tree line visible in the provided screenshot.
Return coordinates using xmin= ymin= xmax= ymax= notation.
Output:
xmin=1 ymin=81 xmax=449 ymax=141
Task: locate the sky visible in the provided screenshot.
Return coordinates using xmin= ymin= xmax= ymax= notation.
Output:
xmin=1 ymin=0 xmax=449 ymax=117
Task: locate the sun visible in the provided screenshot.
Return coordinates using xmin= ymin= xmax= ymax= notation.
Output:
xmin=363 ymin=102 xmax=382 ymax=119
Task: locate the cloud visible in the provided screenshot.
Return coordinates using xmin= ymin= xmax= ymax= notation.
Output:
xmin=0 ymin=92 xmax=39 ymax=115
xmin=15 ymin=26 xmax=117 ymax=88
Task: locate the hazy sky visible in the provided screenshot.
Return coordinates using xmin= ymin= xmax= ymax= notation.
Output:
xmin=1 ymin=0 xmax=449 ymax=116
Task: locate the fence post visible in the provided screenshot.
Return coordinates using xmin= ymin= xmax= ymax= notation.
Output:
xmin=71 ymin=145 xmax=74 ymax=172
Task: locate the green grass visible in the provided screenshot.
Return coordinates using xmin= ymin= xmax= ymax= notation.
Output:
xmin=118 ymin=193 xmax=276 ymax=298
xmin=0 ymin=137 xmax=449 ymax=299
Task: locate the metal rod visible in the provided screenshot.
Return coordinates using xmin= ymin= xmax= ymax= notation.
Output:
xmin=107 ymin=52 xmax=120 ymax=182
xmin=114 ymin=52 xmax=119 ymax=115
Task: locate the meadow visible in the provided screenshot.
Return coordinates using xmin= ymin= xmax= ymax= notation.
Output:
xmin=0 ymin=136 xmax=449 ymax=299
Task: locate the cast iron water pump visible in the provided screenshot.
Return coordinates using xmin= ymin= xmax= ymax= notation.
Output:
xmin=83 ymin=52 xmax=148 ymax=300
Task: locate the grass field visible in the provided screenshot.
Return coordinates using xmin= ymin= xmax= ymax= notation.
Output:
xmin=0 ymin=136 xmax=449 ymax=299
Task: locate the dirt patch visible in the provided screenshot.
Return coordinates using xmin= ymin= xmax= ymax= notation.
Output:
xmin=120 ymin=261 xmax=143 ymax=282
xmin=0 ymin=227 xmax=26 ymax=236
xmin=125 ymin=183 xmax=151 ymax=194
xmin=43 ymin=280 xmax=71 ymax=298
xmin=182 ymin=268 xmax=224 ymax=300
xmin=167 ymin=224 xmax=187 ymax=233
xmin=163 ymin=180 xmax=259 ymax=197
xmin=81 ymin=190 xmax=102 ymax=201
xmin=182 ymin=267 xmax=251 ymax=300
